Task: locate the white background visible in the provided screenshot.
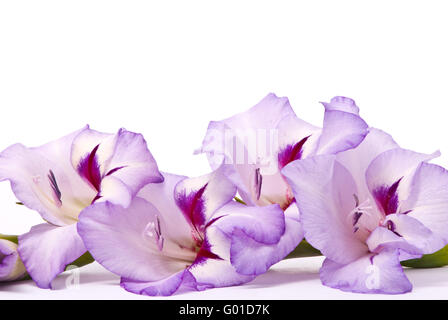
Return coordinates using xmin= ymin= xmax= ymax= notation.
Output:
xmin=1 ymin=1 xmax=447 ymax=299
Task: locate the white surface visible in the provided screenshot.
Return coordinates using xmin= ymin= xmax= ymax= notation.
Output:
xmin=1 ymin=257 xmax=448 ymax=300
xmin=1 ymin=1 xmax=448 ymax=298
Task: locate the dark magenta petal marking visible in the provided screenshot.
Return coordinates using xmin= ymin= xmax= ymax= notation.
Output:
xmin=386 ymin=220 xmax=402 ymax=237
xmin=91 ymin=194 xmax=102 ymax=204
xmin=194 ymin=238 xmax=222 ymax=265
xmin=278 ymin=135 xmax=311 ymax=169
xmin=204 ymin=215 xmax=224 ymax=229
xmin=372 ymin=177 xmax=403 ymax=216
xmin=105 ymin=165 xmax=127 ymax=177
xmin=175 ymin=183 xmax=208 ymax=243
xmin=254 ymin=168 xmax=262 ymax=200
xmin=47 ymin=170 xmax=62 ymax=203
xmin=353 ymin=211 xmax=362 ymax=226
xmin=77 ymin=144 xmax=102 ymax=191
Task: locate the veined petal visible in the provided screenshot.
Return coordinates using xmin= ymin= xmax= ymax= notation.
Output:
xmin=103 ymin=129 xmax=163 ymax=198
xmin=18 ymin=223 xmax=86 ymax=289
xmin=335 ymin=128 xmax=399 ymax=199
xmin=320 ymin=250 xmax=412 ymax=294
xmin=366 ymin=148 xmax=440 ymax=214
xmin=188 ymin=226 xmax=255 ymax=290
xmin=196 ymin=93 xmax=301 ymax=205
xmin=70 ymin=126 xmax=116 ymax=176
xmin=174 ymin=168 xmax=236 ymax=227
xmin=0 ymin=127 xmax=96 ymax=225
xmin=71 ymin=127 xmax=163 ymax=208
xmin=197 ymin=93 xmax=296 ymax=164
xmin=229 ymin=203 xmax=303 ymax=275
xmin=277 ymin=115 xmax=321 ymax=162
xmin=77 ymin=198 xmax=194 ymax=283
xmin=366 ymin=213 xmax=445 ymax=255
xmin=0 ymin=239 xmax=26 ymax=281
xmin=282 ymin=155 xmax=369 ymax=264
xmin=402 ymin=162 xmax=448 ymax=245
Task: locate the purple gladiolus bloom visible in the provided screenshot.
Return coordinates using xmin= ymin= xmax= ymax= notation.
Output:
xmin=196 ymin=94 xmax=368 ymax=275
xmin=0 ymin=126 xmax=163 ymax=288
xmin=282 ymin=128 xmax=448 ymax=294
xmin=77 ymin=169 xmax=285 ymax=296
xmin=0 ymin=239 xmax=26 ymax=282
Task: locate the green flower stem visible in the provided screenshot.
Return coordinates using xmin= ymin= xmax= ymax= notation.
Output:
xmin=401 ymin=245 xmax=448 ymax=268
xmin=69 ymin=251 xmax=95 ymax=268
xmin=234 ymin=197 xmax=246 ymax=205
xmin=0 ymin=234 xmax=18 ymax=244
xmin=285 ymin=240 xmax=322 ymax=259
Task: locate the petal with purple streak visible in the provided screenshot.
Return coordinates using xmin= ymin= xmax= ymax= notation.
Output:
xmin=0 ymin=127 xmax=96 ymax=226
xmin=277 ymin=136 xmax=310 ymax=169
xmin=72 ymin=127 xmax=163 ymax=208
xmin=366 ymin=148 xmax=440 ymax=211
xmin=335 ymin=128 xmax=399 ymax=199
xmin=189 ymin=221 xmax=255 ymax=289
xmin=174 ymin=168 xmax=236 ymax=227
xmin=77 ymin=144 xmax=102 ymax=192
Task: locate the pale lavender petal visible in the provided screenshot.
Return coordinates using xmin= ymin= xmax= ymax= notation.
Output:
xmin=282 ymin=156 xmax=369 ymax=264
xmin=137 ymin=172 xmax=192 ymax=244
xmin=77 ymin=198 xmax=193 ymax=282
xmin=229 ymin=203 xmax=303 ymax=275
xmin=335 ymin=128 xmax=399 ymax=199
xmin=70 ymin=126 xmax=114 ymax=170
xmin=197 ymin=93 xmax=296 ymax=163
xmin=18 ymin=223 xmax=86 ymax=289
xmin=188 ymin=226 xmax=255 ymax=289
xmin=212 ymin=201 xmax=285 ymax=245
xmin=0 ymin=127 xmax=96 ymax=225
xmin=320 ymin=249 xmax=412 ymax=294
xmin=315 ymin=108 xmax=368 ymax=155
xmin=71 ymin=127 xmax=163 ymax=208
xmin=402 ymin=162 xmax=448 ymax=245
xmin=368 ymin=214 xmax=445 ymax=255
xmin=174 ymin=168 xmax=236 ymax=226
xmin=366 ymin=148 xmax=440 ymax=215
xmin=321 ymin=96 xmax=360 ymax=114
xmin=196 ymin=93 xmax=300 ymax=205
xmin=103 ymin=129 xmax=163 ymax=199
xmin=95 ymin=175 xmax=132 ymax=208
xmin=215 ymin=93 xmax=296 ymax=131
xmin=276 ymin=115 xmax=321 ymax=161
xmin=366 ymin=227 xmax=423 ymax=256
xmin=0 ymin=239 xmax=26 ymax=281
xmin=120 ymin=270 xmax=196 ymax=296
